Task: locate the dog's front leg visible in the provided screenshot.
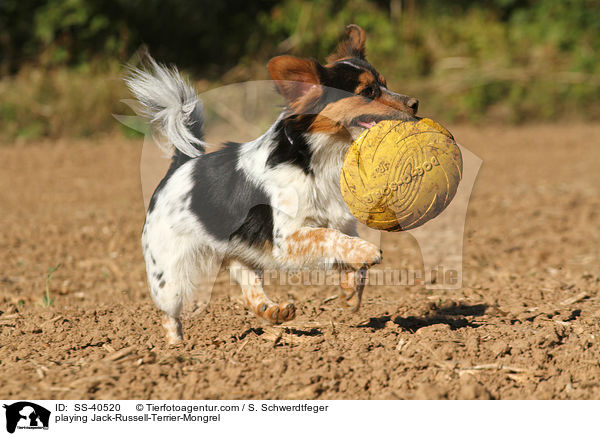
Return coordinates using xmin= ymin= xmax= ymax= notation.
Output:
xmin=339 ymin=267 xmax=368 ymax=312
xmin=229 ymin=260 xmax=296 ymax=324
xmin=277 ymin=227 xmax=382 ymax=269
xmin=275 ymin=227 xmax=381 ymax=311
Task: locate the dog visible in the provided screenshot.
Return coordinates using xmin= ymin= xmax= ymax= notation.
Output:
xmin=126 ymin=25 xmax=419 ymax=344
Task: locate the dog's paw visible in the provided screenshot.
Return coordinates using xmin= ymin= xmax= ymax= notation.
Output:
xmin=161 ymin=314 xmax=183 ymax=345
xmin=342 ymin=238 xmax=383 ymax=270
xmin=339 ymin=268 xmax=367 ymax=312
xmin=256 ymin=301 xmax=296 ymax=324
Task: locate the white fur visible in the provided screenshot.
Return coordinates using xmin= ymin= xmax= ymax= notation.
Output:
xmin=125 ymin=58 xmax=208 ymax=157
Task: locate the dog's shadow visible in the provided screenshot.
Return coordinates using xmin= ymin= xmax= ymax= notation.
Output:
xmin=238 ymin=326 xmax=323 ymax=340
xmin=356 ymin=303 xmax=487 ymax=332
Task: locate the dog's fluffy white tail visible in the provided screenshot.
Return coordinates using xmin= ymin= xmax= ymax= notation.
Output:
xmin=125 ymin=56 xmax=206 ymax=157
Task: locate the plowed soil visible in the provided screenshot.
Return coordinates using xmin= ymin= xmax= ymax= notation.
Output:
xmin=1 ymin=124 xmax=599 ymax=399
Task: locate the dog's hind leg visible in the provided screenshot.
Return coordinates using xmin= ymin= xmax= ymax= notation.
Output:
xmin=151 ymin=277 xmax=184 ymax=344
xmin=145 ymin=239 xmax=207 ymax=344
xmin=161 ymin=311 xmax=183 ymax=345
xmin=154 ymin=254 xmax=221 ymax=344
xmin=228 ymin=260 xmax=295 ymax=324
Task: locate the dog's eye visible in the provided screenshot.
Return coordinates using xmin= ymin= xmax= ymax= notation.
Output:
xmin=359 ymin=86 xmax=376 ymax=99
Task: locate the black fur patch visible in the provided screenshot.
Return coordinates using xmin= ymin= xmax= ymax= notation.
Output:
xmin=323 ymin=61 xmax=365 ymax=94
xmin=334 ymin=58 xmax=382 ymax=82
xmin=229 ymin=203 xmax=274 ymax=247
xmin=189 ymin=143 xmax=274 ymax=247
xmin=267 ymin=118 xmax=315 ymax=174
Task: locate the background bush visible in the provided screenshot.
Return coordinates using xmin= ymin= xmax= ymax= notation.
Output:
xmin=1 ymin=0 xmax=599 ymax=140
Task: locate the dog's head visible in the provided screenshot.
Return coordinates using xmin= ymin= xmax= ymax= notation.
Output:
xmin=268 ymin=24 xmax=419 ymax=142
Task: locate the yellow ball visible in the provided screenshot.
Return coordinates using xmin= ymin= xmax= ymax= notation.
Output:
xmin=340 ymin=118 xmax=463 ymax=231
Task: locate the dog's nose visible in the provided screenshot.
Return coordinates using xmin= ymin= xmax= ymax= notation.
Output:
xmin=407 ymin=98 xmax=419 ymax=114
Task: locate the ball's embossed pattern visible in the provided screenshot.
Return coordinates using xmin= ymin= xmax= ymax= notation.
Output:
xmin=340 ymin=118 xmax=463 ymax=231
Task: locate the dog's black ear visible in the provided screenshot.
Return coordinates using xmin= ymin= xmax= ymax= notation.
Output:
xmin=268 ymin=55 xmax=324 ymax=104
xmin=327 ymin=24 xmax=366 ymax=63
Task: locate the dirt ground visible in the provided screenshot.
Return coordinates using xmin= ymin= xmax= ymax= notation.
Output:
xmin=1 ymin=124 xmax=599 ymax=400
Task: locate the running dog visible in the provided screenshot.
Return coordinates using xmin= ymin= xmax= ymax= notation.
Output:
xmin=126 ymin=25 xmax=419 ymax=343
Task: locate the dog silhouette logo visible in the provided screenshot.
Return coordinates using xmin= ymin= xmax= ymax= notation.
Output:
xmin=3 ymin=402 xmax=50 ymax=433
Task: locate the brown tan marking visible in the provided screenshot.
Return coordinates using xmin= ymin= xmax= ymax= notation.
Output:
xmin=284 ymin=227 xmax=382 ymax=270
xmin=377 ymin=88 xmax=418 ymax=113
xmin=356 ymin=71 xmax=377 ymax=93
xmin=308 ymin=95 xmax=411 ymax=136
xmin=267 ymin=55 xmax=323 ymax=110
xmin=327 ymin=24 xmax=367 ymax=63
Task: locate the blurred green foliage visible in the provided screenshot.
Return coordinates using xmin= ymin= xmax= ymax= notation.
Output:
xmin=0 ymin=0 xmax=277 ymax=73
xmin=0 ymin=0 xmax=599 ymax=140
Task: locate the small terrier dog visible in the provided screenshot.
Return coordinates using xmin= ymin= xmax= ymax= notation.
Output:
xmin=127 ymin=25 xmax=419 ymax=343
